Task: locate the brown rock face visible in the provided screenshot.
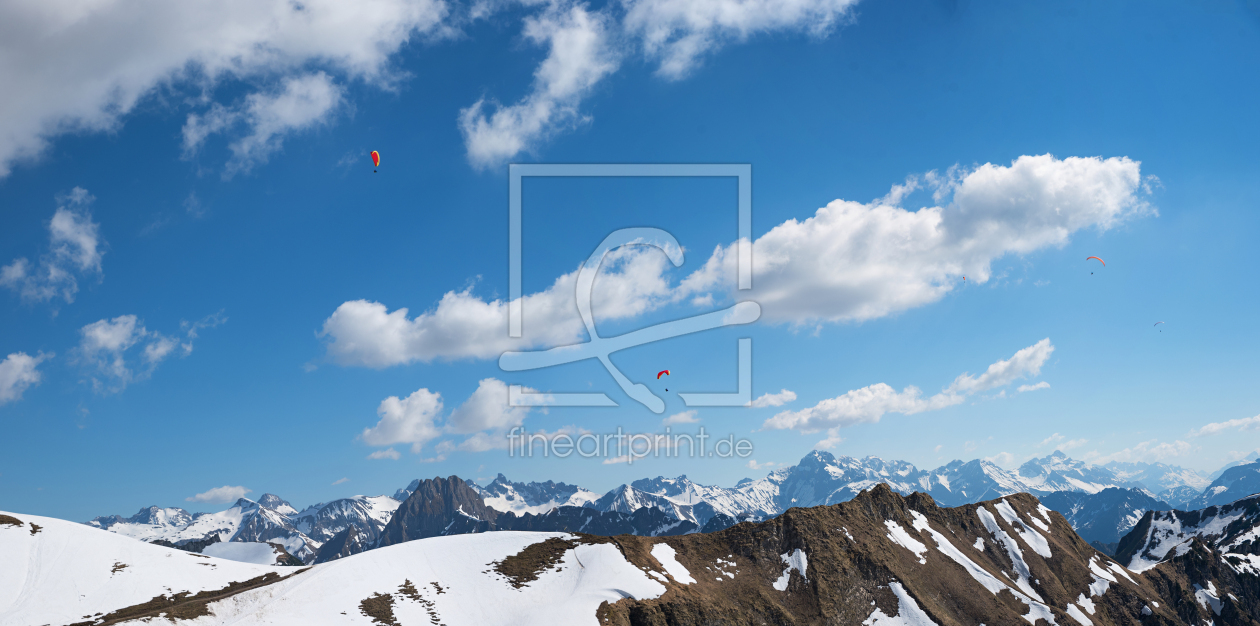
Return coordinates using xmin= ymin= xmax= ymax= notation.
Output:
xmin=593 ymin=484 xmax=1260 ymax=626
xmin=376 ymin=476 xmax=499 ymax=547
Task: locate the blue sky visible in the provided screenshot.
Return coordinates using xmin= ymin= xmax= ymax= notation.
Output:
xmin=2 ymin=0 xmax=1259 ymax=521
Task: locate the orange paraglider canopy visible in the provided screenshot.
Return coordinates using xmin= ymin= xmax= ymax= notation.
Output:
xmin=1086 ymin=256 xmax=1105 ymax=266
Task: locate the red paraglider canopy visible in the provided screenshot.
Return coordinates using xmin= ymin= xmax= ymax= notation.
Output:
xmin=370 ymin=150 xmax=381 ymax=168
xmin=1086 ymin=256 xmax=1105 ymax=266
xmin=657 ymin=370 xmax=670 ymax=379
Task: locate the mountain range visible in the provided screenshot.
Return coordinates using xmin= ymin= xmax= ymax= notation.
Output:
xmin=82 ymin=450 xmax=1250 ymax=568
xmin=7 ymin=481 xmax=1259 ymax=624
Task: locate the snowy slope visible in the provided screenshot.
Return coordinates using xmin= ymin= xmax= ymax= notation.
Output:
xmin=1116 ymin=493 xmax=1260 ymax=572
xmin=202 ymin=542 xmax=293 ymax=565
xmin=0 ymin=511 xmax=291 ymax=626
xmin=177 ymin=532 xmax=664 ymax=626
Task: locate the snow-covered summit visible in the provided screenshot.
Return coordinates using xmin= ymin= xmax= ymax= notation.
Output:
xmin=477 ymin=473 xmax=599 ymax=515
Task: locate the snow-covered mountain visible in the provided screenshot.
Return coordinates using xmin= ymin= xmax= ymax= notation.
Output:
xmin=1 ymin=511 xmax=667 ymax=626
xmin=1 ymin=511 xmax=294 ymax=626
xmin=293 ymin=495 xmax=399 ymax=545
xmin=1015 ymin=450 xmax=1133 ymax=494
xmin=9 ymin=486 xmax=1257 ymax=625
xmin=87 ymin=491 xmax=406 ymax=565
xmin=475 ymin=473 xmax=599 ymax=515
xmin=1039 ymin=487 xmax=1174 ymax=554
xmin=1116 ymin=493 xmax=1260 ymax=574
xmin=583 ymin=450 xmax=1140 ymax=527
xmin=1187 ymin=461 xmax=1260 ymax=510
xmin=1212 ymin=451 xmax=1260 ymax=479
xmin=1104 ymin=460 xmax=1212 ymax=493
xmin=87 ymin=495 xmax=317 ymax=562
xmin=378 ymin=476 xmax=698 ymax=552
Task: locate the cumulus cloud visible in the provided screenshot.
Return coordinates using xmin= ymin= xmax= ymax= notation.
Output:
xmin=623 ymin=0 xmax=859 ymax=79
xmin=679 ymin=155 xmax=1155 ymax=325
xmin=460 ymin=2 xmax=618 ymax=167
xmin=320 ymin=244 xmax=677 ymax=366
xmin=322 ymin=156 xmax=1150 ymax=369
xmin=945 ymin=339 xmax=1053 ymax=394
xmin=750 ymin=389 xmax=796 ymax=408
xmin=447 ymin=378 xmax=530 ymax=434
xmin=1084 ymin=440 xmax=1192 ymax=465
xmin=459 ymin=0 xmax=864 ymax=164
xmin=0 ymin=352 xmax=51 ymax=406
xmin=764 ymin=338 xmax=1053 ymax=433
xmin=75 ymin=313 xmax=223 ymax=392
xmin=662 ymin=410 xmax=700 ymax=425
xmin=1192 ymin=414 xmax=1260 ymax=437
xmin=1018 ymin=381 xmax=1050 ymax=393
xmin=367 ymin=448 xmax=401 ymax=460
xmin=184 ymin=72 xmax=345 ymax=177
xmin=361 ymin=378 xmax=541 ymax=455
xmin=186 ymin=485 xmax=251 ymax=503
xmin=361 ymin=388 xmax=444 ymax=453
xmin=2 ymin=188 xmax=103 ymax=304
xmin=984 ymin=452 xmax=1016 ymax=468
xmin=0 ymin=0 xmax=448 ymax=177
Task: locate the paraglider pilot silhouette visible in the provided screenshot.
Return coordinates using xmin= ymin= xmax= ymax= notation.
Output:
xmin=499 ymin=228 xmax=760 ymax=413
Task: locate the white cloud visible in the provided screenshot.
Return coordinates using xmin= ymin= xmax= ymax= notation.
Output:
xmin=750 ymin=389 xmax=796 ymax=408
xmin=447 ymin=378 xmax=531 ymax=433
xmin=320 ymin=244 xmax=677 ymax=366
xmin=0 ymin=0 xmax=449 ymax=177
xmin=662 ymin=410 xmax=700 ymax=425
xmin=185 ymin=73 xmax=345 ymax=177
xmin=75 ymin=313 xmax=221 ymax=392
xmin=767 ymin=383 xmax=961 ymax=433
xmin=764 ymin=339 xmax=1052 ymax=432
xmin=331 ymin=477 xmax=350 ymax=485
xmin=1084 ymin=439 xmax=1192 ymax=465
xmin=323 ymin=155 xmax=1147 ymax=368
xmin=1058 ymin=438 xmax=1088 ymax=451
xmin=1193 ymin=414 xmax=1260 ymax=437
xmin=361 ymin=388 xmax=444 ymax=453
xmin=361 ymin=380 xmax=545 ymax=456
xmin=679 ymin=155 xmax=1155 ymax=325
xmin=186 ymin=485 xmax=251 ymax=503
xmin=1036 ymin=432 xmax=1087 ymax=451
xmin=946 ymin=339 xmax=1053 ymax=394
xmin=814 ymin=431 xmax=844 ymax=449
xmin=745 ymin=459 xmax=778 ymax=470
xmin=0 ymin=352 xmax=51 ymax=406
xmin=459 ymin=2 xmax=618 ymax=167
xmin=623 ymin=0 xmax=859 ymax=79
xmin=985 ymin=452 xmax=1015 ymax=468
xmin=2 ymin=188 xmax=102 ymax=304
xmin=1018 ymin=381 xmax=1050 ymax=393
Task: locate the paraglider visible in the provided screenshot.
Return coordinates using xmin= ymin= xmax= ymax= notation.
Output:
xmin=370 ymin=150 xmax=380 ymax=173
xmin=1155 ymin=321 xmax=1165 ymax=332
xmin=1087 ymin=256 xmax=1104 ymax=274
xmin=657 ymin=370 xmax=670 ymax=379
